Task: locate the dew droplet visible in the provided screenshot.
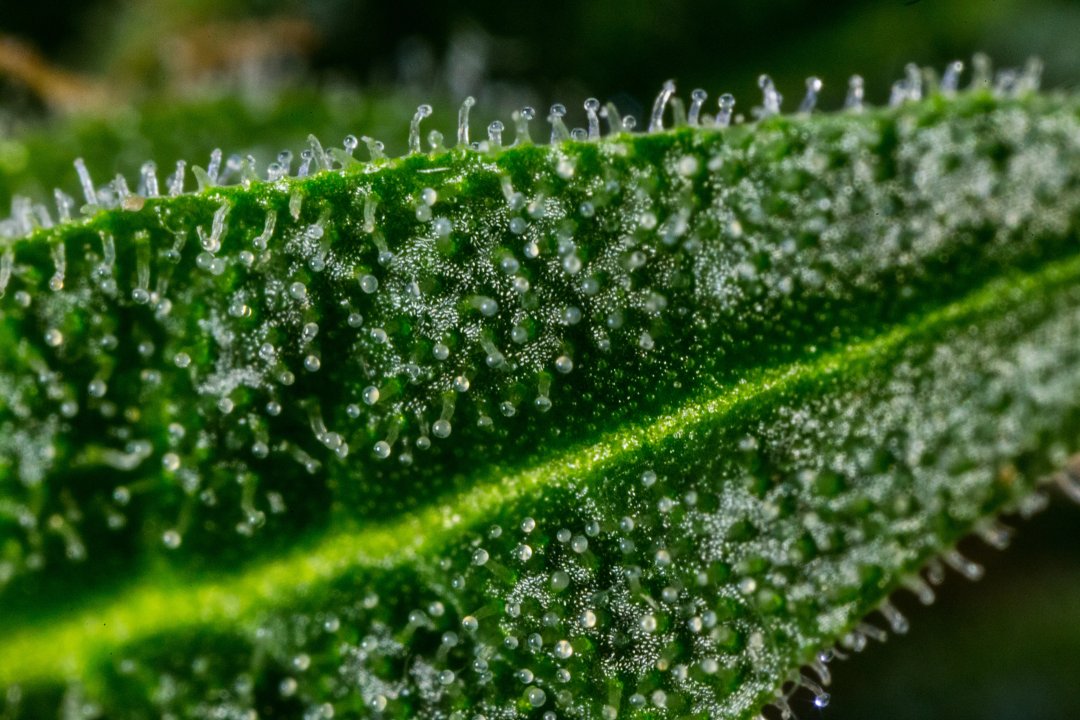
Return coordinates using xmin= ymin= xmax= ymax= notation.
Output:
xmin=359 ymin=275 xmax=378 ymax=293
xmin=88 ymin=379 xmax=107 ymax=398
xmin=162 ymin=529 xmax=182 ymax=549
xmin=162 ymin=452 xmax=180 ymax=471
xmin=527 ymin=687 xmax=547 ymax=707
xmin=432 ymin=419 xmax=452 ymax=438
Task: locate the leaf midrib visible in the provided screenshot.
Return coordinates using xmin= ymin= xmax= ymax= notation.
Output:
xmin=3 ymin=243 xmax=1078 ymax=688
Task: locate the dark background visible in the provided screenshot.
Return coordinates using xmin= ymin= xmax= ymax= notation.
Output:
xmin=2 ymin=1 xmax=1079 ymax=717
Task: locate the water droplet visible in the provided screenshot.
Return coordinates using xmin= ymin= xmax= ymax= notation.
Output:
xmin=162 ymin=529 xmax=182 ymax=549
xmin=527 ymin=687 xmax=547 ymax=707
xmin=373 ymin=441 xmax=391 ymax=459
xmin=472 ymin=548 xmax=489 ymax=566
xmin=474 ymin=296 xmax=498 ymax=316
xmin=432 ymin=419 xmax=452 ymax=438
xmin=433 ymin=217 xmax=453 ymax=237
xmin=359 ymin=275 xmax=378 ymax=293
xmin=677 ymin=155 xmax=699 ymax=177
xmin=162 ymin=453 xmax=180 ymax=471
xmin=461 ymin=615 xmax=479 ymax=632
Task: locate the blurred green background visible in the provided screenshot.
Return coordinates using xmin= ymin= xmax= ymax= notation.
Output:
xmin=1 ymin=0 xmax=1079 ymax=717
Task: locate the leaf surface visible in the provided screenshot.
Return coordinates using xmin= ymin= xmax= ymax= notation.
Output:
xmin=2 ymin=91 xmax=1080 ymax=718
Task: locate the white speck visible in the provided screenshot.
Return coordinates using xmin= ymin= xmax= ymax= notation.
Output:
xmin=162 ymin=530 xmax=182 ymax=549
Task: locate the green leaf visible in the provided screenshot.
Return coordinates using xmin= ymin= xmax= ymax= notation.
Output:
xmin=2 ymin=88 xmax=1080 ymax=719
